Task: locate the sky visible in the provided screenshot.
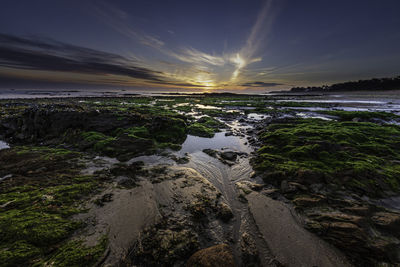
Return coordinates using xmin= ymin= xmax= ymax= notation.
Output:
xmin=0 ymin=0 xmax=399 ymax=93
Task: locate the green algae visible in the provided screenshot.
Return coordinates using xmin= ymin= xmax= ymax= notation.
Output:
xmin=188 ymin=123 xmax=215 ymax=138
xmin=122 ymin=126 xmax=151 ymax=139
xmin=81 ymin=131 xmax=117 ymax=154
xmin=0 ymin=147 xmax=106 ymax=266
xmin=320 ymin=110 xmax=400 ymax=121
xmin=151 ymin=117 xmax=187 ymax=144
xmin=46 ymin=236 xmax=108 ymax=267
xmin=187 ymin=116 xmax=225 ymax=138
xmin=253 ymin=118 xmax=400 ymax=196
xmin=78 ymin=116 xmax=187 ymax=157
xmin=0 ymin=241 xmax=41 ymax=267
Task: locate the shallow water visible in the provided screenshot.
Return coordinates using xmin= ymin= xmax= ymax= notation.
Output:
xmin=195 ymin=104 xmax=222 ymax=110
xmin=177 ymin=120 xmax=259 ymax=262
xmin=247 ymin=113 xmax=270 ymax=121
xmin=81 ymin=156 xmax=120 ymax=175
xmin=0 ymin=140 xmax=9 ymax=150
xmin=296 ymin=112 xmax=333 ymax=121
xmin=376 ymin=196 xmax=400 ymax=211
xmin=178 ymin=132 xmax=251 ymax=155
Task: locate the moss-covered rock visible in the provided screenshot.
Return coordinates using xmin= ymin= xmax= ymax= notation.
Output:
xmin=188 ymin=123 xmax=215 ymax=137
xmin=187 ymin=116 xmax=225 ymax=138
xmin=0 ymin=146 xmax=106 ymax=266
xmin=253 ymin=118 xmax=400 ymax=197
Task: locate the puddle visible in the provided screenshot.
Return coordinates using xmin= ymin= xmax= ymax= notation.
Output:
xmin=247 ymin=113 xmax=270 ymax=121
xmin=195 ymin=104 xmax=222 ymax=110
xmin=296 ymin=112 xmax=333 ymax=121
xmin=0 ymin=140 xmax=9 ymax=150
xmin=376 ymin=196 xmax=400 ymax=211
xmin=127 ymin=155 xmax=174 ymax=165
xmin=173 ymin=103 xmax=190 ymax=107
xmin=226 ymin=106 xmax=256 ymax=110
xmin=178 ymin=132 xmax=251 ymax=155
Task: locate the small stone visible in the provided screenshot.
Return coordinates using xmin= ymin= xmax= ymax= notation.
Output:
xmin=220 ymin=151 xmax=237 ymax=161
xmin=280 ymin=180 xmax=297 ymax=193
xmin=218 ymin=203 xmax=234 ymax=222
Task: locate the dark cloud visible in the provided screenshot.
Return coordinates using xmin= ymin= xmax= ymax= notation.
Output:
xmin=241 ymin=81 xmax=282 ymax=87
xmin=0 ymin=33 xmax=164 ymax=83
xmin=0 ymin=73 xmax=123 ymax=90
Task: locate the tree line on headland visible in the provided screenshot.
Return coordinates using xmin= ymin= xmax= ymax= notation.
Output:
xmin=290 ymin=76 xmax=400 ymax=92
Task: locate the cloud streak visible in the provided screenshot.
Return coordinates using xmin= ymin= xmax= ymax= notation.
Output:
xmin=241 ymin=81 xmax=282 ymax=87
xmin=92 ymin=1 xmax=165 ymax=49
xmin=231 ymin=0 xmax=279 ymax=81
xmin=0 ymin=34 xmax=166 ymax=82
xmin=91 ymin=1 xmax=280 ymax=87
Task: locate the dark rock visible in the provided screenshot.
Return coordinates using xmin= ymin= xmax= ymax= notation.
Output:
xmin=115 ymin=176 xmax=136 ymax=187
xmin=94 ymin=193 xmax=113 ymax=206
xmin=186 ymin=244 xmax=235 ymax=267
xmin=176 ymin=157 xmax=190 ymax=164
xmin=203 ymin=149 xmax=218 ymax=158
xmin=217 ymin=203 xmax=233 ymax=222
xmin=371 ymin=212 xmax=400 ymax=236
xmin=280 ymin=180 xmax=297 ymax=193
xmin=240 ymin=232 xmax=259 ymax=265
xmin=133 ymin=226 xmax=199 ymax=266
xmin=220 ymin=151 xmax=237 ymax=161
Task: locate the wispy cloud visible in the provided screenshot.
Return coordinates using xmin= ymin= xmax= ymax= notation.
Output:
xmin=0 ymin=33 xmax=214 ymax=89
xmin=169 ymin=47 xmax=226 ymax=66
xmin=1 ymin=1 xmax=282 ymax=90
xmin=92 ymin=1 xmax=164 ymax=49
xmin=91 ymin=1 xmax=280 ymax=87
xmin=230 ymin=0 xmax=280 ymax=81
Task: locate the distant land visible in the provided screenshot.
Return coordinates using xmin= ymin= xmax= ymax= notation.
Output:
xmin=289 ymin=76 xmax=400 ymax=93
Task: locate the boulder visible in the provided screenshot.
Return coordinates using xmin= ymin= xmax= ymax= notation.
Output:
xmin=220 ymin=151 xmax=237 ymax=161
xmin=217 ymin=203 xmax=233 ymax=222
xmin=186 ymin=244 xmax=235 ymax=267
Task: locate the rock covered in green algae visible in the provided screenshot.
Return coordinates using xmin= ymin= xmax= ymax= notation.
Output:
xmin=252 ymin=116 xmax=400 ymax=266
xmin=131 ymin=224 xmax=199 ymax=266
xmin=188 ymin=116 xmax=226 ymax=138
xmin=202 ymin=148 xmax=246 ymax=165
xmin=0 ymin=146 xmax=108 ymax=266
xmin=186 ymin=244 xmax=235 ymax=267
xmin=253 ymin=118 xmax=400 ymax=197
xmin=0 ymin=100 xmax=191 ymax=161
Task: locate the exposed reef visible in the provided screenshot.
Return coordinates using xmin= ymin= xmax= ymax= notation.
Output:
xmin=1 ymin=95 xmax=400 ymax=266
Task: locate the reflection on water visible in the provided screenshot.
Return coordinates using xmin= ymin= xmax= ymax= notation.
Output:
xmin=247 ymin=113 xmax=270 ymax=121
xmin=296 ymin=112 xmax=333 ymax=121
xmin=277 ymin=99 xmax=387 ymax=104
xmin=0 ymin=141 xmax=9 ymax=150
xmin=179 ymin=132 xmax=251 ymax=155
xmin=195 ymin=104 xmax=222 ymax=110
xmin=376 ymin=196 xmax=400 ymax=211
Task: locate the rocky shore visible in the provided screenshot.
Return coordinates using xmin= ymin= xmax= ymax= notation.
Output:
xmin=1 ymin=95 xmax=399 ymax=266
